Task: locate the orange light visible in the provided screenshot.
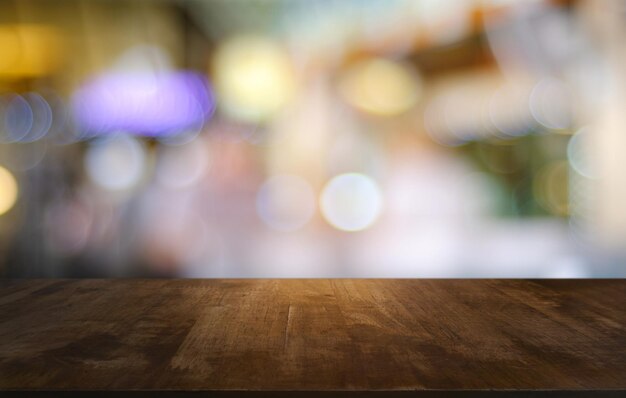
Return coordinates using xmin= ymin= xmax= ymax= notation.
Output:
xmin=0 ymin=24 xmax=63 ymax=78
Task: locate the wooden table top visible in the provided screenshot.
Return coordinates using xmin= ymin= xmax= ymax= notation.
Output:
xmin=0 ymin=279 xmax=624 ymax=397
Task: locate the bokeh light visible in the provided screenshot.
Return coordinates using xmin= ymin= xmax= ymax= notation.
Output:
xmin=0 ymin=166 xmax=18 ymax=216
xmin=0 ymin=0 xmax=624 ymax=278
xmin=339 ymin=58 xmax=421 ymax=117
xmin=73 ymin=71 xmax=214 ymax=137
xmin=320 ymin=173 xmax=382 ymax=232
xmin=213 ymin=36 xmax=296 ymax=123
xmin=256 ymin=174 xmax=316 ymax=232
xmin=488 ymin=84 xmax=533 ymax=137
xmin=2 ymin=95 xmax=33 ymax=143
xmin=85 ymin=134 xmax=147 ymax=192
xmin=567 ymin=127 xmax=596 ymax=179
xmin=23 ymin=93 xmax=53 ymax=142
xmin=530 ymin=78 xmax=572 ymax=130
xmin=0 ymin=93 xmax=54 ymax=143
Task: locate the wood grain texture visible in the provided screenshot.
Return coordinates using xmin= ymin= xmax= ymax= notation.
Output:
xmin=0 ymin=279 xmax=624 ymax=397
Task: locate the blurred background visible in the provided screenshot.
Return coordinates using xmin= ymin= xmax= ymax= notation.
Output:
xmin=0 ymin=0 xmax=624 ymax=278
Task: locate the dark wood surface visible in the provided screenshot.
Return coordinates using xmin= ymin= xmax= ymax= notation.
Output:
xmin=0 ymin=279 xmax=624 ymax=397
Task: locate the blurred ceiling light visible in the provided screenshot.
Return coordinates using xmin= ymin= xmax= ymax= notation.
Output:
xmin=256 ymin=174 xmax=316 ymax=232
xmin=320 ymin=173 xmax=382 ymax=232
xmin=339 ymin=58 xmax=421 ymax=117
xmin=0 ymin=24 xmax=62 ymax=78
xmin=73 ymin=71 xmax=214 ymax=137
xmin=0 ymin=166 xmax=18 ymax=216
xmin=85 ymin=134 xmax=146 ymax=192
xmin=213 ymin=36 xmax=296 ymax=123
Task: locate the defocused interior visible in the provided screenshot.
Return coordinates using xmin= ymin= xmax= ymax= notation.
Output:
xmin=0 ymin=0 xmax=624 ymax=277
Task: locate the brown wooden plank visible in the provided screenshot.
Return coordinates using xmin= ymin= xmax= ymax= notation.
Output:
xmin=0 ymin=279 xmax=624 ymax=396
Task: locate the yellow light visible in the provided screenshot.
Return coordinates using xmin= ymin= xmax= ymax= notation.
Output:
xmin=0 ymin=166 xmax=18 ymax=216
xmin=213 ymin=36 xmax=296 ymax=123
xmin=339 ymin=58 xmax=421 ymax=117
xmin=0 ymin=24 xmax=63 ymax=78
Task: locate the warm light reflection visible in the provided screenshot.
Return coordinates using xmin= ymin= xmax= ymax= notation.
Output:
xmin=0 ymin=24 xmax=62 ymax=78
xmin=339 ymin=58 xmax=420 ymax=116
xmin=0 ymin=166 xmax=18 ymax=216
xmin=213 ymin=36 xmax=296 ymax=123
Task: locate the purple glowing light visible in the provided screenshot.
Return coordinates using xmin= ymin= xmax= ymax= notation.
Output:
xmin=73 ymin=71 xmax=215 ymax=137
